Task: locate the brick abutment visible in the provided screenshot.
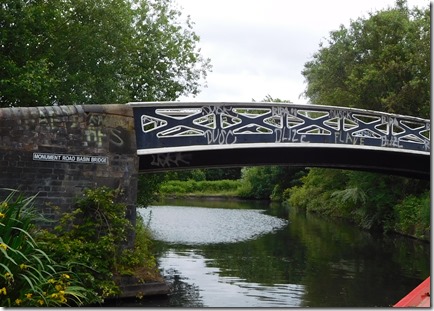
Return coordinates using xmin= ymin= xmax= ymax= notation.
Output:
xmin=0 ymin=104 xmax=139 ymax=237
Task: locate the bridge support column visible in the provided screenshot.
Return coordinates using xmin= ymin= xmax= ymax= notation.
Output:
xmin=0 ymin=104 xmax=139 ymax=246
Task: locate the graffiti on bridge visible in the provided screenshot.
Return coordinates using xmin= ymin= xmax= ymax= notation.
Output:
xmin=132 ymin=103 xmax=430 ymax=168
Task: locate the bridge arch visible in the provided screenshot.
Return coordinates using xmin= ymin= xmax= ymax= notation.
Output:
xmin=129 ymin=102 xmax=430 ymax=179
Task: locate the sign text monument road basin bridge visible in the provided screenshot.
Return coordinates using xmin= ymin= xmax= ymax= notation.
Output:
xmin=129 ymin=101 xmax=430 ymax=179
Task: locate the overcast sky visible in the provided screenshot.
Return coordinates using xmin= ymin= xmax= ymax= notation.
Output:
xmin=176 ymin=0 xmax=430 ymax=104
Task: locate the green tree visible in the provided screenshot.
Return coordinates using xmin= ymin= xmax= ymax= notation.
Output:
xmin=203 ymin=168 xmax=242 ymax=181
xmin=163 ymin=168 xmax=242 ymax=181
xmin=253 ymin=94 xmax=292 ymax=103
xmin=238 ymin=166 xmax=305 ymax=200
xmin=0 ymin=0 xmax=211 ymax=107
xmin=137 ymin=172 xmax=167 ymax=207
xmin=289 ymin=1 xmax=430 ymax=235
xmin=302 ymin=0 xmax=430 ymax=118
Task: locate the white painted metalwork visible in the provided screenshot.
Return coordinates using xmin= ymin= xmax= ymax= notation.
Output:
xmin=128 ymin=102 xmax=430 ymax=156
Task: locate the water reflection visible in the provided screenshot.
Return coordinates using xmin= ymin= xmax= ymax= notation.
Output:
xmin=140 ymin=205 xmax=287 ymax=245
xmin=133 ymin=200 xmax=430 ymax=308
xmin=159 ymin=250 xmax=304 ymax=307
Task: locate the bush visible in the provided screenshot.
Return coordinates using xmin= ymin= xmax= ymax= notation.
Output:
xmin=38 ymin=186 xmax=159 ymax=302
xmin=392 ymin=191 xmax=430 ymax=239
xmin=237 ymin=166 xmax=306 ymax=200
xmin=286 ymin=168 xmax=430 ymax=236
xmin=0 ymin=190 xmax=92 ymax=307
xmin=137 ymin=173 xmax=166 ymax=207
xmin=286 ymin=168 xmax=348 ymax=216
xmin=237 ymin=167 xmax=277 ymax=200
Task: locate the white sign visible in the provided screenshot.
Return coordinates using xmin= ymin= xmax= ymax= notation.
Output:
xmin=33 ymin=152 xmax=108 ymax=165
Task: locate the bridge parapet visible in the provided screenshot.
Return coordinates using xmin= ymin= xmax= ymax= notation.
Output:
xmin=129 ymin=101 xmax=430 ymax=154
xmin=129 ymin=102 xmax=429 ymax=178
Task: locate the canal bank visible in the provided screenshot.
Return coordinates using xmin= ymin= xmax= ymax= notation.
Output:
xmin=110 ymin=277 xmax=170 ymax=300
xmin=163 ymin=192 xmax=430 ymax=242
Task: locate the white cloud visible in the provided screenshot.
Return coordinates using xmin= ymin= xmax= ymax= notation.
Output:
xmin=176 ymin=0 xmax=430 ymax=104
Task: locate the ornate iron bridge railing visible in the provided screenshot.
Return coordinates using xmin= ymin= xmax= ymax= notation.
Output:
xmin=128 ymin=102 xmax=430 ymax=157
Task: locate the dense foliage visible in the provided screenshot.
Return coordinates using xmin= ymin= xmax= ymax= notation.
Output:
xmin=237 ymin=166 xmax=306 ymax=200
xmin=392 ymin=191 xmax=430 ymax=239
xmin=302 ymin=0 xmax=430 ymax=117
xmin=287 ymin=169 xmax=429 ymax=237
xmin=166 ymin=168 xmax=242 ymax=181
xmin=138 ymin=169 xmax=243 ymax=202
xmin=38 ymin=187 xmax=159 ymax=303
xmin=288 ymin=0 xmax=431 ymax=239
xmin=137 ymin=173 xmax=167 ymax=207
xmin=0 ymin=0 xmax=211 ymax=106
xmin=0 ymin=190 xmax=91 ymax=307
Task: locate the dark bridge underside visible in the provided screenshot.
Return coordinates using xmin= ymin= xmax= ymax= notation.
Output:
xmin=138 ymin=146 xmax=430 ymax=180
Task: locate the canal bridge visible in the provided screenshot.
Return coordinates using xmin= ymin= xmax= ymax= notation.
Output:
xmin=129 ymin=102 xmax=430 ymax=179
xmin=0 ymin=101 xmax=430 ymax=229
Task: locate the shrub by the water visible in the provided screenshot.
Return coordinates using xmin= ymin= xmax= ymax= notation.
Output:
xmin=0 ymin=186 xmax=161 ymax=307
xmin=0 ymin=189 xmax=92 ymax=307
xmin=392 ymin=191 xmax=430 ymax=240
xmin=38 ymin=186 xmax=160 ymax=303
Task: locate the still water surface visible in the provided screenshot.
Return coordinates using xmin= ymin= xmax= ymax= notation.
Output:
xmin=125 ymin=199 xmax=429 ymax=307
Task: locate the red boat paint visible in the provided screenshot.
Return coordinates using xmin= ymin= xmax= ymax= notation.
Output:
xmin=394 ymin=277 xmax=430 ymax=307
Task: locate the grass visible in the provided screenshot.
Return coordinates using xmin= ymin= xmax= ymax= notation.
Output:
xmin=158 ymin=179 xmax=242 ymax=197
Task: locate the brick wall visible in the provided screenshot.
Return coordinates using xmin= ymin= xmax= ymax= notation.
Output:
xmin=0 ymin=104 xmax=138 ymax=228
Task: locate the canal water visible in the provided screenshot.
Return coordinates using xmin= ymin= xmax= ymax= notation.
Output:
xmin=124 ymin=198 xmax=430 ymax=308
